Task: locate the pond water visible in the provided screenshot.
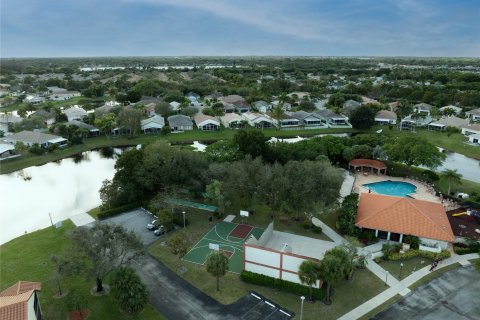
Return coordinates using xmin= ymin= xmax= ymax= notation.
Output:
xmin=436 ymin=152 xmax=480 ymax=183
xmin=0 ymin=151 xmax=116 ymax=244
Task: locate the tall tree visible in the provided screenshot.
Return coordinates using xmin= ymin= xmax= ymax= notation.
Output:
xmin=385 ymin=136 xmax=445 ymax=169
xmin=349 ymin=106 xmax=375 ymax=129
xmin=298 ymin=260 xmax=321 ymax=302
xmin=111 ymin=267 xmax=149 ymax=315
xmin=233 ymin=129 xmax=269 ymax=159
xmin=69 ymin=224 xmax=144 ymax=292
xmin=318 ymin=249 xmax=348 ymax=305
xmin=117 ymin=108 xmax=143 ymax=135
xmin=396 ymin=100 xmax=412 ymax=130
xmin=94 ymin=113 xmax=116 ymax=136
xmin=205 ymin=251 xmax=229 ymax=291
xmin=271 ymin=103 xmax=285 ymax=130
xmin=441 ymin=169 xmax=462 ymax=195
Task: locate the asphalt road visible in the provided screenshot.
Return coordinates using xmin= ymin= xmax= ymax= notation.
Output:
xmin=102 ymin=211 xmax=294 ymax=320
xmin=373 ymin=265 xmax=480 ymax=320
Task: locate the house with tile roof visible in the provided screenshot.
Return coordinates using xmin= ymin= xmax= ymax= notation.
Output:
xmin=0 ymin=281 xmax=42 ymax=320
xmin=291 ymin=111 xmax=326 ymax=128
xmin=427 ymin=116 xmax=470 ymax=131
xmin=466 ymin=108 xmax=480 ymax=121
xmin=374 ymin=110 xmax=397 ymax=125
xmin=141 ymin=115 xmax=165 ymax=133
xmin=167 ymin=115 xmax=193 ymax=132
xmin=63 ymin=106 xmax=87 ymax=122
xmin=242 ymin=112 xmax=276 ymax=129
xmin=194 ymin=114 xmax=220 ymax=131
xmin=461 ymin=123 xmax=480 ymax=136
xmin=2 ymin=131 xmax=67 ymax=148
xmin=356 ymin=193 xmax=455 ymax=251
xmin=220 ymin=113 xmax=245 ymax=129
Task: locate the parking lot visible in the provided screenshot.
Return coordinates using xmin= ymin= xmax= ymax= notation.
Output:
xmin=373 ymin=265 xmax=480 ymax=320
xmin=100 ymin=208 xmax=159 ymax=245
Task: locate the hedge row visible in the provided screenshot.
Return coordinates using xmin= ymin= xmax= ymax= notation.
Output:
xmin=240 ymin=270 xmax=325 ymax=300
xmin=387 ymin=249 xmax=451 ymax=261
xmin=97 ymin=202 xmax=143 ymax=220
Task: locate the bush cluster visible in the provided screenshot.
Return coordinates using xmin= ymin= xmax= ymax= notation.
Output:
xmin=240 ymin=270 xmax=325 ymax=300
xmin=453 ymin=241 xmax=480 ymax=255
xmin=97 ymin=202 xmax=143 ymax=220
xmin=387 ymin=249 xmax=451 ymax=261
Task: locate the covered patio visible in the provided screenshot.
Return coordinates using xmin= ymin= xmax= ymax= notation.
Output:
xmin=349 ymin=159 xmax=387 ymax=175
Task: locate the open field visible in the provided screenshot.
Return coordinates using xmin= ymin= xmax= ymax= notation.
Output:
xmin=0 ymin=220 xmax=165 ymax=320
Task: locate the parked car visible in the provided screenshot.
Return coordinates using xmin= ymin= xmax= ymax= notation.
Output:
xmin=154 ymin=226 xmax=166 ymax=236
xmin=147 ymin=220 xmax=158 ymax=230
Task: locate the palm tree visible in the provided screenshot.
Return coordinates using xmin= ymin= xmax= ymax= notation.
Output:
xmin=396 ymin=100 xmax=412 ymax=131
xmin=271 ymin=103 xmax=285 ymax=130
xmin=205 ymin=251 xmax=229 ymax=291
xmin=441 ymin=169 xmax=462 ymax=196
xmin=319 ymin=250 xmax=348 ymax=305
xmin=298 ymin=260 xmax=321 ymax=302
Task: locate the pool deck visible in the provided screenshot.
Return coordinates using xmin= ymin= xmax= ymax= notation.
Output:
xmin=353 ymin=174 xmax=442 ymax=203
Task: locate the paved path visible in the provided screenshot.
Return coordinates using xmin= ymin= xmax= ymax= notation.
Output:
xmin=338 ymin=253 xmax=479 ymax=320
xmin=311 ymin=217 xmax=345 ymax=244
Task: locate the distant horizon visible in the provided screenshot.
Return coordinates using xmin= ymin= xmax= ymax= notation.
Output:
xmin=2 ymin=0 xmax=479 ymax=58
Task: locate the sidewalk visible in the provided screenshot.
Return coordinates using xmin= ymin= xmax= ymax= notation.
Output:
xmin=338 ymin=252 xmax=479 ymax=320
xmin=311 ymin=217 xmax=345 ymax=244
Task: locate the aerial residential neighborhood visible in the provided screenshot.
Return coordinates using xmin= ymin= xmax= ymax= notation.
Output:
xmin=1 ymin=1 xmax=480 ymax=320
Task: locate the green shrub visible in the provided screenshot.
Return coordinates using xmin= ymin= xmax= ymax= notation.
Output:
xmin=387 ymin=249 xmax=450 ymax=261
xmin=97 ymin=202 xmax=143 ymax=219
xmin=312 ymin=226 xmax=322 ymax=234
xmin=29 ymin=143 xmax=45 ymax=155
xmin=240 ymin=270 xmax=325 ymax=300
xmin=302 ymin=220 xmax=312 ymax=229
xmin=403 ymin=235 xmax=420 ymax=249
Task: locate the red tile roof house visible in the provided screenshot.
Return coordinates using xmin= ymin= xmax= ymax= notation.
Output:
xmin=356 ymin=194 xmax=455 ymax=253
xmin=0 ymin=281 xmax=42 ymax=320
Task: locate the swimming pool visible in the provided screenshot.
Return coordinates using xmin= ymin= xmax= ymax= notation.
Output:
xmin=363 ymin=180 xmax=417 ymax=198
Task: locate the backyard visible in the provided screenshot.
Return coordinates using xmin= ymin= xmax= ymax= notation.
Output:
xmin=0 ymin=220 xmax=165 ymax=320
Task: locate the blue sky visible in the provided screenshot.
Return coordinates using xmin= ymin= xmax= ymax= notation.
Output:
xmin=1 ymin=0 xmax=479 ymax=57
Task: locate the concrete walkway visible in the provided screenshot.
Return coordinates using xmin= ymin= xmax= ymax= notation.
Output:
xmin=338 ymin=253 xmax=480 ymax=320
xmin=311 ymin=217 xmax=345 ymax=244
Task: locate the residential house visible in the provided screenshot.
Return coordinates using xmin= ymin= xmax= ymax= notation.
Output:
xmin=220 ymin=95 xmax=250 ymax=113
xmin=291 ymin=111 xmax=326 ymax=128
xmin=141 ymin=115 xmax=165 ymax=133
xmin=375 ymin=110 xmax=397 ymax=125
xmin=30 ymin=110 xmax=56 ymax=126
xmin=356 ymin=193 xmax=455 ymax=251
xmin=467 ymin=133 xmax=480 ymax=145
xmin=315 ymin=109 xmax=351 ymax=128
xmin=0 ymin=113 xmax=22 ymax=133
xmin=0 ymin=281 xmax=42 ymax=320
xmin=361 ymin=96 xmax=381 ymax=106
xmin=466 ymin=108 xmax=480 ymax=121
xmin=220 ymin=113 xmax=245 ymax=129
xmin=47 ymin=86 xmax=67 ymax=94
xmin=66 ymin=120 xmax=100 ymax=137
xmin=138 ymin=96 xmax=161 ymax=105
xmin=143 ymin=102 xmax=157 ymax=117
xmin=275 ymin=114 xmax=300 ymax=128
xmin=388 ymin=101 xmax=399 ymax=112
xmin=0 ymin=144 xmax=16 ymax=159
xmin=342 ymin=100 xmax=361 ymax=116
xmin=2 ymin=131 xmax=67 ymax=148
xmin=23 ymin=94 xmax=45 ymax=105
xmin=167 ymin=115 xmax=193 ymax=132
xmin=169 ymin=101 xmax=181 ymax=111
xmin=461 ymin=123 xmax=480 ymax=136
xmin=413 ymin=103 xmax=433 ymax=116
xmin=186 ymin=92 xmax=200 ymax=105
xmin=194 ymin=114 xmax=220 ymax=131
xmin=222 ymin=103 xmax=236 ymax=114
xmin=400 ymin=114 xmax=433 ymax=130
xmin=242 ymin=112 xmax=276 ymax=129
xmin=63 ymin=106 xmax=87 ymax=122
xmin=271 ymin=100 xmax=292 ymax=111
xmin=49 ymin=91 xmax=81 ymax=101
xmin=440 ymin=105 xmax=462 ymax=115
xmin=427 ymin=116 xmax=469 ymax=131
xmin=252 ymin=101 xmax=271 ymax=113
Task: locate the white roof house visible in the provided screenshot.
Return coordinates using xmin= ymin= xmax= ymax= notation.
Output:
xmin=242 ymin=112 xmax=276 ymax=128
xmin=291 ymin=111 xmax=326 ymax=127
xmin=220 ymin=113 xmax=245 ymax=129
xmin=461 ymin=124 xmax=480 ymax=136
xmin=3 ymin=131 xmax=67 ymax=148
xmin=466 ymin=108 xmax=480 ymax=121
xmin=413 ymin=103 xmax=433 ymax=116
xmin=63 ymin=106 xmax=87 ymax=122
xmin=468 ymin=133 xmax=480 ymax=145
xmin=194 ymin=114 xmax=220 ymax=131
xmin=170 ymin=101 xmax=181 ymax=111
xmin=440 ymin=105 xmax=462 ymax=115
xmin=141 ymin=115 xmax=165 ymax=133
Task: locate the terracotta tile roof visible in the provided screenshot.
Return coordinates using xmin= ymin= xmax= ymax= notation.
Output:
xmin=349 ymin=159 xmax=387 ymax=169
xmin=0 ymin=281 xmax=41 ymax=320
xmin=356 ymin=194 xmax=455 ymax=242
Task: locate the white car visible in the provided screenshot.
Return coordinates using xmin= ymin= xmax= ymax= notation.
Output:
xmin=147 ymin=220 xmax=158 ymax=230
xmin=154 ymin=226 xmax=166 ymax=236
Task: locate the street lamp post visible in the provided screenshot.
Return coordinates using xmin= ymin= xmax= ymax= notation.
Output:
xmin=399 ymin=262 xmax=404 ymax=279
xmin=300 ymin=296 xmax=305 ymax=320
xmin=182 ymin=211 xmax=186 ymax=229
xmin=385 ymin=271 xmax=389 ymax=286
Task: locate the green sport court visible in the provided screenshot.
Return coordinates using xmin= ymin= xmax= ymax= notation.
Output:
xmin=182 ymin=221 xmax=264 ymax=273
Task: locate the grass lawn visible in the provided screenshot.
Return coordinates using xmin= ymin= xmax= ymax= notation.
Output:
xmin=373 ymin=126 xmax=480 ymax=160
xmin=0 ymin=220 xmax=165 ymax=320
xmin=0 ymin=127 xmax=359 ymax=174
xmin=149 ymin=206 xmax=386 ymax=320
xmin=377 ymin=256 xmax=434 ymax=281
xmin=358 ymin=294 xmax=403 ymax=320
xmin=436 ymin=177 xmax=480 ymax=195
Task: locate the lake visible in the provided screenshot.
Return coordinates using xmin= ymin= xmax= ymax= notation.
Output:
xmin=0 ymin=151 xmax=116 ymax=245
